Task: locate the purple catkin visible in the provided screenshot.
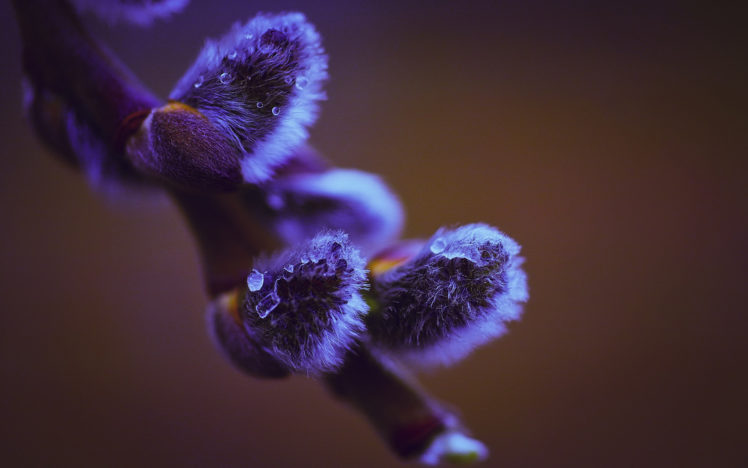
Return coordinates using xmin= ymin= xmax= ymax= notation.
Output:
xmin=266 ymin=169 xmax=405 ymax=257
xmin=241 ymin=231 xmax=368 ymax=375
xmin=366 ymin=223 xmax=529 ymax=369
xmin=170 ymin=12 xmax=328 ymax=183
xmin=70 ymin=0 xmax=190 ymax=26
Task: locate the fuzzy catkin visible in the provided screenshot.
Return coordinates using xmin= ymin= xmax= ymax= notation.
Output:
xmin=367 ymin=223 xmax=529 ymax=368
xmin=241 ymin=231 xmax=368 ymax=375
xmin=170 ymin=12 xmax=328 ymax=183
xmin=266 ymin=169 xmax=404 ymax=257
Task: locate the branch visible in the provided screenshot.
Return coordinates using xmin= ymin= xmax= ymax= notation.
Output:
xmin=12 ymin=0 xmax=159 ymax=147
xmin=13 ymin=2 xmax=491 ymax=464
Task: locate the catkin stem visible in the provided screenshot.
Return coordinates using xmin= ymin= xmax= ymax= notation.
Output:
xmin=171 ymin=187 xmax=282 ymax=296
xmin=324 ymin=347 xmax=456 ymax=459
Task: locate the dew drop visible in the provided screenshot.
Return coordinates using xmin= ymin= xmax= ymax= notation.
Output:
xmin=255 ymin=292 xmax=279 ymax=319
xmin=193 ymin=75 xmax=204 ymax=88
xmin=219 ymin=72 xmax=232 ymax=84
xmin=284 ymin=264 xmax=294 ymax=274
xmin=228 ymin=51 xmax=238 ymax=60
xmin=247 ymin=269 xmax=264 ymax=292
xmin=244 ymin=33 xmax=254 ymax=40
xmin=295 ymin=76 xmax=309 ymax=90
xmin=430 ymin=237 xmax=446 ymax=254
xmin=272 ymin=106 xmax=281 ymax=116
xmin=256 ymin=101 xmax=264 ymax=109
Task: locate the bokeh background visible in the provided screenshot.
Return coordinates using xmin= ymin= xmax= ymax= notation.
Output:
xmin=1 ymin=1 xmax=746 ymax=467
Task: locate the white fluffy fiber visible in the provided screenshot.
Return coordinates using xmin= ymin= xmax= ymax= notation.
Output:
xmin=170 ymin=12 xmax=328 ymax=183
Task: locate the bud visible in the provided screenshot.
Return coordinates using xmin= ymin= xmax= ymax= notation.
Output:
xmin=125 ymin=102 xmax=243 ymax=191
xmin=206 ymin=291 xmax=290 ymax=379
xmin=70 ymin=0 xmax=189 ymax=26
xmin=241 ymin=231 xmax=368 ymax=374
xmin=266 ymin=169 xmax=404 ymax=256
xmin=170 ymin=12 xmax=328 ymax=183
xmin=366 ymin=224 xmax=529 ymax=368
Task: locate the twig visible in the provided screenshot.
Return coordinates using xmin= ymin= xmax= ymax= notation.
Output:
xmin=12 ymin=1 xmax=488 ymax=463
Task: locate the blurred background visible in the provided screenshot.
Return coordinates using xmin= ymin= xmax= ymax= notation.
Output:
xmin=1 ymin=1 xmax=746 ymax=467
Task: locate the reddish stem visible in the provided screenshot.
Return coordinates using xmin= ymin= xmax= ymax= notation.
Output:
xmin=324 ymin=347 xmax=456 ymax=459
xmin=171 ymin=187 xmax=282 ymax=296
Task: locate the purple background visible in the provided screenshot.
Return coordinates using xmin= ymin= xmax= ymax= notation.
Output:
xmin=1 ymin=1 xmax=746 ymax=467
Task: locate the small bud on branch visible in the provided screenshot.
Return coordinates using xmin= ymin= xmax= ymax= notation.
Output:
xmin=170 ymin=12 xmax=328 ymax=184
xmin=367 ymin=223 xmax=529 ymax=368
xmin=266 ymin=169 xmax=404 ymax=256
xmin=206 ymin=290 xmax=291 ymax=379
xmin=241 ymin=231 xmax=368 ymax=375
xmin=126 ymin=102 xmax=243 ymax=191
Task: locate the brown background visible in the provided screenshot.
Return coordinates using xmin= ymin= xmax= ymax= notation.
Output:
xmin=1 ymin=1 xmax=746 ymax=467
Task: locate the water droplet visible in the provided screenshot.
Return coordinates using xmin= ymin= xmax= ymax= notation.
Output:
xmin=255 ymin=292 xmax=279 ymax=319
xmin=430 ymin=237 xmax=446 ymax=254
xmin=247 ymin=269 xmax=264 ymax=292
xmin=193 ymin=75 xmax=204 ymax=88
xmin=219 ymin=72 xmax=232 ymax=84
xmin=256 ymin=102 xmax=264 ymax=109
xmin=295 ymin=76 xmax=309 ymax=90
xmin=272 ymin=106 xmax=281 ymax=116
xmin=284 ymin=265 xmax=294 ymax=274
xmin=244 ymin=33 xmax=254 ymax=40
xmin=228 ymin=51 xmax=238 ymax=60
